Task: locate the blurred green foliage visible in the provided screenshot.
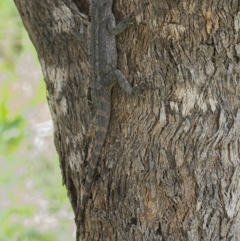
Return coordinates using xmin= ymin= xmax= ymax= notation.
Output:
xmin=0 ymin=1 xmax=26 ymax=155
xmin=0 ymin=1 xmax=75 ymax=240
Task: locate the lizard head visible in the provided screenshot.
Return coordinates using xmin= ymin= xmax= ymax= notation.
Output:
xmin=99 ymin=0 xmax=113 ymax=14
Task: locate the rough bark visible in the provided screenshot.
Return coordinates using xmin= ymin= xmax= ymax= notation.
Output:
xmin=15 ymin=0 xmax=240 ymax=240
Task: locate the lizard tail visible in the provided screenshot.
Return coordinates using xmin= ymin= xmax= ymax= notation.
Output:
xmin=78 ymin=95 xmax=111 ymax=223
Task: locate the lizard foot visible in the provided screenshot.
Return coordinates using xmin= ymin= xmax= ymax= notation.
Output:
xmin=132 ymin=81 xmax=161 ymax=95
xmin=123 ymin=13 xmax=135 ymax=27
xmin=132 ymin=81 xmax=147 ymax=95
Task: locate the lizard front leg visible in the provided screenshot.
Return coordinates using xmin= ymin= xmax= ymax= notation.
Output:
xmin=107 ymin=14 xmax=134 ymax=35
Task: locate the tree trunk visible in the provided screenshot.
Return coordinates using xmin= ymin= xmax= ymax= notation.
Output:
xmin=14 ymin=0 xmax=240 ymax=240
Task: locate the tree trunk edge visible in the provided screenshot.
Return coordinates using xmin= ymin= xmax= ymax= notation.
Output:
xmin=14 ymin=1 xmax=240 ymax=240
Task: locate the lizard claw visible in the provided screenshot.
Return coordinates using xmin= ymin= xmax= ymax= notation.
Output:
xmin=124 ymin=14 xmax=135 ymax=27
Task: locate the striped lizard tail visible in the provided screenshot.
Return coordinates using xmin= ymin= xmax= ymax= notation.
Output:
xmin=78 ymin=92 xmax=111 ymax=223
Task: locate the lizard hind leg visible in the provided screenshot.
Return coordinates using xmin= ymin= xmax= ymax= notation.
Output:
xmin=102 ymin=69 xmax=133 ymax=94
xmin=102 ymin=69 xmax=145 ymax=95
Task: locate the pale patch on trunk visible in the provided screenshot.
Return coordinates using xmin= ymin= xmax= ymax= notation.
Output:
xmin=40 ymin=61 xmax=67 ymax=97
xmin=176 ymin=86 xmax=210 ymax=116
xmin=53 ymin=5 xmax=72 ymax=20
xmin=69 ymin=151 xmax=82 ymax=171
xmin=52 ymin=5 xmax=75 ymax=33
xmin=208 ymin=97 xmax=217 ymax=112
xmin=170 ymin=101 xmax=179 ymax=112
xmin=59 ymin=97 xmax=68 ymax=115
xmin=177 ymin=86 xmax=197 ymax=116
xmin=159 ymin=101 xmax=167 ymax=126
xmin=234 ymin=12 xmax=240 ymax=32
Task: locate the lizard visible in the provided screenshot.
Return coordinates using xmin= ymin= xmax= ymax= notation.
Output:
xmin=78 ymin=0 xmax=145 ymax=224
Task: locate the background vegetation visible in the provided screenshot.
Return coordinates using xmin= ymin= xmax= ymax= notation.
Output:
xmin=0 ymin=1 xmax=75 ymax=240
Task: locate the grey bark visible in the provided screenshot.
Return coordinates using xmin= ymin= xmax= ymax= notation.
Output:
xmin=14 ymin=0 xmax=240 ymax=240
